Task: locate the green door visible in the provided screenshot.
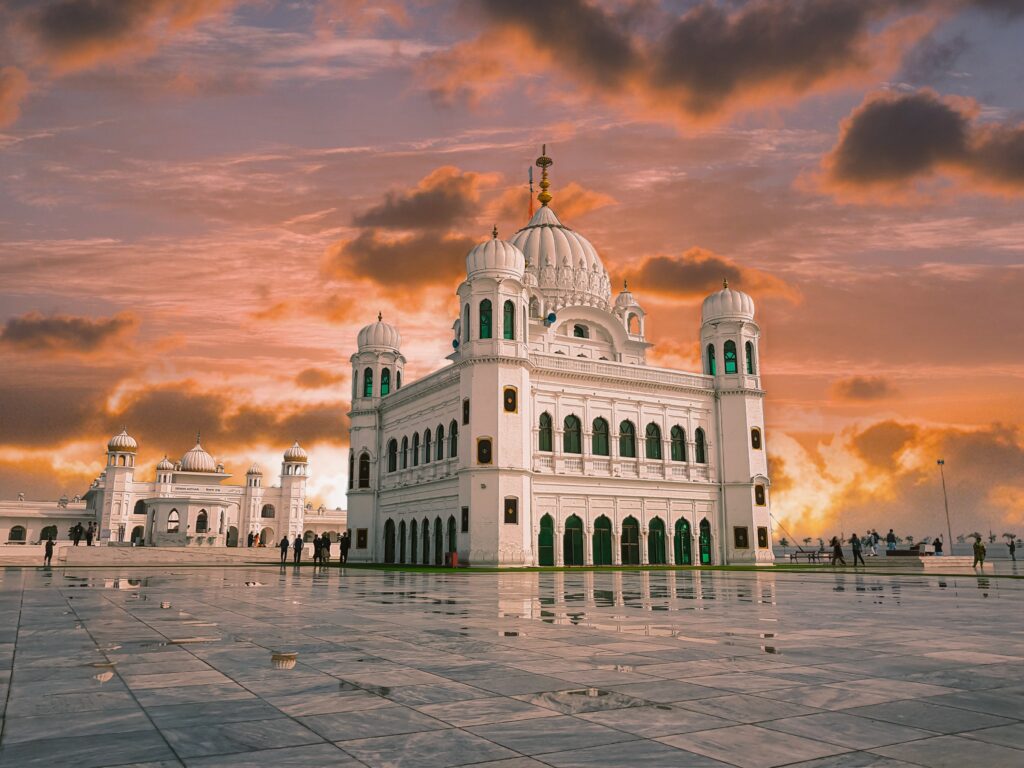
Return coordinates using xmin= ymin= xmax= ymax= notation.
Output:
xmin=648 ymin=518 xmax=666 ymax=564
xmin=538 ymin=515 xmax=554 ymax=566
xmin=621 ymin=516 xmax=640 ymax=565
xmin=592 ymin=516 xmax=612 ymax=565
xmin=674 ymin=519 xmax=692 ymax=565
xmin=563 ymin=515 xmax=584 ymax=566
xmin=699 ymin=519 xmax=712 ymax=565
xmin=384 ymin=520 xmax=395 ymax=563
xmin=434 ymin=516 xmax=443 ymax=565
xmin=422 ymin=520 xmax=430 ymax=564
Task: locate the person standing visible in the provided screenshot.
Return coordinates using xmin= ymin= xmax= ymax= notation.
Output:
xmin=972 ymin=537 xmax=986 ymax=569
xmin=830 ymin=536 xmax=846 ymax=566
xmin=1009 ymin=538 xmax=1016 ymax=562
xmin=279 ymin=536 xmax=289 ymax=564
xmin=292 ymin=535 xmax=303 ymax=564
xmin=247 ymin=531 xmax=254 ymax=548
xmin=85 ymin=522 xmax=94 ymax=546
xmin=72 ymin=522 xmax=83 ymax=546
xmin=312 ymin=534 xmax=322 ymax=564
xmin=850 ymin=533 xmax=865 ymax=567
xmin=886 ymin=529 xmax=897 ymax=552
xmin=44 ymin=537 xmax=54 ymax=566
xmin=340 ymin=531 xmax=350 ymax=565
xmin=934 ymin=535 xmax=944 ymax=556
xmin=321 ymin=535 xmax=331 ymax=564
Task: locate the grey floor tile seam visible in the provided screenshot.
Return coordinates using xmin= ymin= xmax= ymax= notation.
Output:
xmin=0 ymin=571 xmax=24 ymax=746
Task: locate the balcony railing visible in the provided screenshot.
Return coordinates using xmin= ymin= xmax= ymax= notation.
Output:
xmin=382 ymin=456 xmax=460 ymax=489
xmin=531 ymin=353 xmax=713 ymax=390
xmin=531 ymin=453 xmax=715 ymax=483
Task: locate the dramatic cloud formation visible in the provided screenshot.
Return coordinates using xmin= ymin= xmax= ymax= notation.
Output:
xmin=323 ymin=229 xmax=477 ymax=289
xmin=20 ymin=0 xmax=238 ymax=74
xmin=831 ymin=375 xmax=898 ymax=401
xmin=295 ymin=367 xmax=346 ymax=389
xmin=0 ymin=311 xmax=138 ymax=354
xmin=0 ymin=66 xmax=30 ymax=127
xmin=352 ymin=166 xmax=489 ymax=230
xmin=621 ymin=247 xmax=797 ymax=302
xmin=822 ymin=88 xmax=1024 ymax=198
xmin=493 ymin=181 xmax=615 ymax=224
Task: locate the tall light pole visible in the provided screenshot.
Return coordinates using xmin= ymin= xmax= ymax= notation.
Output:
xmin=938 ymin=459 xmax=953 ymax=555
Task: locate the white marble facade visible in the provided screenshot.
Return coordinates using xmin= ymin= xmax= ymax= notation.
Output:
xmin=347 ymin=152 xmax=774 ymax=567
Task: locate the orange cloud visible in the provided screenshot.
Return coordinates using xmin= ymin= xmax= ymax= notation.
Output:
xmin=0 ymin=311 xmax=138 ymax=355
xmin=493 ymin=181 xmax=615 ymax=224
xmin=0 ymin=67 xmax=30 ymax=127
xmin=323 ymin=229 xmax=477 ymax=290
xmin=352 ymin=166 xmax=493 ymax=230
xmin=621 ymin=247 xmax=798 ymax=303
xmin=831 ymin=375 xmax=899 ymax=401
xmin=295 ymin=367 xmax=345 ymax=389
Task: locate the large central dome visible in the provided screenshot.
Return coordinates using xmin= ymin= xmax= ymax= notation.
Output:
xmin=509 ymin=206 xmax=611 ymax=311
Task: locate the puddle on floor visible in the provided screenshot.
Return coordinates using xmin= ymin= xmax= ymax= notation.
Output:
xmin=271 ymin=652 xmax=297 ymax=670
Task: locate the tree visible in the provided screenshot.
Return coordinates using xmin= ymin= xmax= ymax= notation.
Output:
xmin=970 ymin=531 xmax=982 ymax=541
xmin=956 ymin=534 xmax=966 ymax=544
xmin=905 ymin=535 xmax=914 ymax=545
xmin=1003 ymin=533 xmax=1017 ymax=545
xmin=779 ymin=537 xmax=789 ymax=548
xmin=802 ymin=537 xmax=812 ymax=546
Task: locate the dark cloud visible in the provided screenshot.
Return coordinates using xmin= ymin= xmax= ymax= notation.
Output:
xmin=0 ymin=66 xmax=30 ymax=127
xmin=0 ymin=311 xmax=138 ymax=354
xmin=851 ymin=421 xmax=919 ymax=469
xmin=0 ymin=383 xmax=105 ymax=447
xmin=823 ymin=88 xmax=1024 ymax=196
xmin=621 ymin=247 xmax=796 ymax=301
xmin=324 ymin=229 xmax=477 ymax=289
xmin=831 ymin=375 xmax=899 ymax=401
xmin=295 ymin=367 xmax=345 ymax=389
xmin=898 ymin=32 xmax=969 ymax=83
xmin=352 ymin=166 xmax=482 ymax=230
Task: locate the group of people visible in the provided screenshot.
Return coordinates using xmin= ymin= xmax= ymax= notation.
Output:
xmin=68 ymin=521 xmax=95 ymax=546
xmin=277 ymin=532 xmax=351 ymax=565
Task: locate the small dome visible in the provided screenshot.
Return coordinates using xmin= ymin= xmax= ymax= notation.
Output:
xmin=283 ymin=441 xmax=308 ymax=463
xmin=357 ymin=314 xmax=401 ymax=350
xmin=466 ymin=232 xmax=526 ymax=278
xmin=180 ymin=439 xmax=217 ymax=473
xmin=107 ymin=429 xmax=137 ymax=452
xmin=702 ymin=281 xmax=755 ymax=323
xmin=246 ymin=462 xmax=263 ymax=475
xmin=156 ymin=456 xmax=174 ymax=471
xmin=615 ymin=282 xmax=640 ymax=309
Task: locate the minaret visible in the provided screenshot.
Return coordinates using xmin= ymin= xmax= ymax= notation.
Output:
xmin=280 ymin=442 xmax=308 ymax=541
xmin=700 ymin=281 xmax=773 ymax=565
xmin=101 ymin=428 xmax=138 ymax=544
xmin=241 ymin=463 xmax=264 ymax=544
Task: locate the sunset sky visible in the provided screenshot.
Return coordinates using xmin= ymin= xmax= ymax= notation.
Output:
xmin=1 ymin=0 xmax=1023 ymax=540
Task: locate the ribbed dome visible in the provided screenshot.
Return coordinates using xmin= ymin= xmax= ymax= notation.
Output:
xmin=156 ymin=456 xmax=174 ymax=471
xmin=246 ymin=462 xmax=263 ymax=475
xmin=466 ymin=235 xmax=525 ymax=278
xmin=615 ymin=284 xmax=639 ymax=309
xmin=107 ymin=429 xmax=137 ymax=452
xmin=180 ymin=440 xmax=217 ymax=473
xmin=357 ymin=316 xmax=401 ymax=350
xmin=702 ymin=282 xmax=755 ymax=323
xmin=283 ymin=441 xmax=308 ymax=463
xmin=510 ymin=206 xmax=611 ymax=310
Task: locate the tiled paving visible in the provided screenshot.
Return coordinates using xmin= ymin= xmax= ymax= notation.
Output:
xmin=0 ymin=566 xmax=1021 ymax=767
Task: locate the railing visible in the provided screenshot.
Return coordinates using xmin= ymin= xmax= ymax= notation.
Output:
xmin=381 ymin=457 xmax=460 ymax=489
xmin=531 ymin=453 xmax=715 ymax=483
xmin=531 ymin=353 xmax=713 ymax=390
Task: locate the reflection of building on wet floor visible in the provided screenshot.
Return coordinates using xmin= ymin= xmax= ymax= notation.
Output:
xmin=348 ymin=149 xmax=774 ymax=567
xmin=0 ymin=432 xmax=346 ymax=548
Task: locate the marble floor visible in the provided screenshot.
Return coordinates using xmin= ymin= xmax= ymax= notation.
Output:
xmin=0 ymin=566 xmax=1021 ymax=768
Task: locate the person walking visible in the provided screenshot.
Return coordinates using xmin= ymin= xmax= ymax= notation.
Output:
xmin=340 ymin=531 xmax=350 ymax=565
xmin=850 ymin=533 xmax=865 ymax=567
xmin=972 ymin=537 xmax=986 ymax=569
xmin=72 ymin=522 xmax=83 ymax=546
xmin=830 ymin=536 xmax=846 ymax=566
xmin=247 ymin=531 xmax=254 ymax=548
xmin=1009 ymin=538 xmax=1016 ymax=562
xmin=321 ymin=535 xmax=331 ymax=564
xmin=279 ymin=536 xmax=289 ymax=564
xmin=44 ymin=537 xmax=54 ymax=566
xmin=85 ymin=522 xmax=94 ymax=546
xmin=312 ymin=534 xmax=322 ymax=564
xmin=292 ymin=535 xmax=303 ymax=564
xmin=885 ymin=529 xmax=897 ymax=552
xmin=934 ymin=535 xmax=944 ymax=556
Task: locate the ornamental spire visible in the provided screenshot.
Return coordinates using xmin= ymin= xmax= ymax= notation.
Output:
xmin=492 ymin=224 xmax=498 ymax=239
xmin=723 ymin=278 xmax=729 ymax=289
xmin=535 ymin=144 xmax=553 ymax=207
xmin=377 ymin=311 xmax=382 ymax=321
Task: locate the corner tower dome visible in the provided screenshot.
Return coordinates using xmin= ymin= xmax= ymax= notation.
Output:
xmin=156 ymin=456 xmax=174 ymax=471
xmin=702 ymin=280 xmax=755 ymax=323
xmin=246 ymin=462 xmax=263 ymax=475
xmin=180 ymin=435 xmax=217 ymax=473
xmin=357 ymin=313 xmax=401 ymax=350
xmin=107 ymin=429 xmax=137 ymax=452
xmin=508 ymin=147 xmax=611 ymax=310
xmin=283 ymin=441 xmax=308 ymax=463
xmin=466 ymin=227 xmax=526 ymax=278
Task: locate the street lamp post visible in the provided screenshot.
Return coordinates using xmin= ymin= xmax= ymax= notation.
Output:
xmin=938 ymin=459 xmax=953 ymax=555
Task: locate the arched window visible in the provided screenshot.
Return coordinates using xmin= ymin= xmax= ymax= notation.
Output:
xmin=358 ymin=453 xmax=370 ymax=488
xmin=133 ymin=500 xmax=146 ymax=516
xmin=563 ymin=415 xmax=582 ymax=454
xmin=8 ymin=525 xmax=26 ymax=542
xmin=167 ymin=509 xmax=180 ymax=533
xmin=503 ymin=300 xmax=515 ymax=340
xmin=387 ymin=439 xmax=398 ymax=472
xmin=627 ymin=314 xmax=640 ymax=334
xmin=449 ymin=420 xmax=459 ymax=457
xmin=423 ymin=429 xmax=432 ymax=464
xmin=396 ymin=370 xmax=402 ymax=389
xmin=573 ymin=324 xmax=589 ymax=338
xmin=724 ymin=340 xmax=738 ymax=374
xmin=751 ymin=428 xmax=762 ymax=450
xmin=196 ymin=510 xmax=209 ymax=533
xmin=695 ymin=428 xmax=707 ymax=464
xmin=755 ymin=484 xmax=766 ymax=506
xmin=261 ymin=504 xmax=275 ymax=518
xmin=706 ymin=343 xmax=716 ymax=375
xmin=479 ymin=299 xmax=492 ymax=339
xmin=619 ymin=420 xmax=636 ymax=458
xmin=348 ymin=452 xmax=353 ymax=489
xmin=592 ymin=417 xmax=609 ymax=456
xmin=401 ymin=436 xmax=409 ymax=469
xmin=746 ymin=341 xmax=755 ymax=374
xmin=412 ymin=433 xmax=420 ymax=467
xmin=463 ymin=304 xmax=470 ymax=342
xmin=645 ymin=423 xmax=662 ymax=460
xmin=381 ymin=368 xmax=391 ymax=396
xmin=671 ymin=426 xmax=687 ymax=462
xmin=529 ymin=296 xmax=540 ymax=318
xmin=40 ymin=525 xmax=58 ymax=541
xmin=363 ymin=367 xmax=373 ymax=397
xmin=436 ymin=424 xmax=445 ymax=460
xmin=538 ymin=412 xmax=553 ymax=452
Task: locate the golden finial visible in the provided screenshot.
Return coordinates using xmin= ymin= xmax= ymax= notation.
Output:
xmin=196 ymin=430 xmax=201 ymax=444
xmin=535 ymin=144 xmax=553 ymax=207
xmin=492 ymin=224 xmax=498 ymax=239
xmin=623 ymin=279 xmax=629 ymax=291
xmin=723 ymin=278 xmax=729 ymax=289
xmin=377 ymin=311 xmax=382 ymax=321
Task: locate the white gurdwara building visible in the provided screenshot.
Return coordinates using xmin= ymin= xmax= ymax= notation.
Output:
xmin=346 ymin=150 xmax=773 ymax=567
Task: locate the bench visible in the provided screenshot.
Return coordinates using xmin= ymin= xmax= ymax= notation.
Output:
xmin=789 ymin=551 xmax=826 ymax=563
